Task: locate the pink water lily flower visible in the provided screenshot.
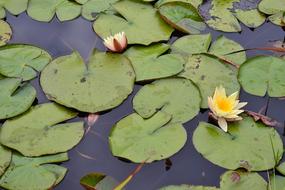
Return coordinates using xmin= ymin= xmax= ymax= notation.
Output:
xmin=103 ymin=32 xmax=127 ymax=53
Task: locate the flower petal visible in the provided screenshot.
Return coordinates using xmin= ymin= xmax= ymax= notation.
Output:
xmin=218 ymin=117 xmax=228 ymax=132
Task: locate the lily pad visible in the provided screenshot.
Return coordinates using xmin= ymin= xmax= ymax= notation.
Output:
xmin=125 ymin=44 xmax=185 ymax=82
xmin=0 ymin=20 xmax=12 ymax=47
xmin=81 ymin=0 xmax=118 ymax=20
xmin=80 ymin=173 xmax=121 ymax=190
xmin=277 ymin=162 xmax=285 ymax=175
xmin=133 ymin=78 xmax=201 ymax=123
xmin=179 ymin=54 xmax=240 ymax=108
xmin=0 ymin=44 xmax=51 ymax=81
xmin=27 ymin=0 xmax=81 ymax=22
xmin=220 ymin=170 xmax=267 ymax=190
xmin=40 ymin=51 xmax=135 ymax=113
xmin=0 ymin=103 xmax=84 ymax=157
xmin=238 ymin=56 xmax=285 ymax=97
xmin=0 ymin=78 xmax=36 ymax=119
xmin=158 ymin=185 xmax=219 ymax=190
xmin=0 ymin=145 xmax=11 ymax=177
xmin=156 ymin=0 xmax=203 ymax=9
xmin=0 ymin=0 xmax=28 ymax=18
xmin=269 ymin=174 xmax=285 ymax=190
xmin=109 ymin=111 xmax=187 ymax=163
xmin=158 ymin=2 xmax=206 ymax=34
xmin=93 ymin=0 xmax=174 ymax=45
xmin=258 ymin=0 xmax=285 ymax=26
xmin=0 ymin=153 xmax=68 ymax=190
xmin=193 ymin=116 xmax=284 ymax=171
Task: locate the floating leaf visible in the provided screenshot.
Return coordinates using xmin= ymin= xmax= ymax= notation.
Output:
xmin=234 ymin=9 xmax=266 ymax=28
xmin=179 ymin=54 xmax=240 ymax=108
xmin=220 ymin=170 xmax=267 ymax=190
xmin=277 ymin=162 xmax=285 ymax=176
xmin=133 ymin=78 xmax=201 ymax=123
xmin=193 ymin=116 xmax=283 ymax=171
xmin=158 ymin=2 xmax=206 ymax=34
xmin=93 ymin=0 xmax=173 ymax=45
xmin=0 ymin=0 xmax=28 ymax=18
xmin=0 ymin=153 xmax=68 ymax=190
xmin=158 ymin=185 xmax=219 ymax=190
xmin=109 ymin=111 xmax=187 ymax=163
xmin=40 ymin=51 xmax=135 ymax=113
xmin=238 ymin=56 xmax=285 ymax=97
xmin=0 ymin=44 xmax=51 ymax=81
xmin=0 ymin=20 xmax=12 ymax=47
xmin=80 ymin=173 xmax=120 ymax=190
xmin=81 ymin=0 xmax=118 ymax=20
xmin=258 ymin=0 xmax=285 ymax=26
xmin=0 ymin=103 xmax=84 ymax=157
xmin=0 ymin=78 xmax=36 ymax=119
xmin=156 ymin=0 xmax=203 ymax=9
xmin=0 ymin=145 xmax=11 ymax=177
xmin=269 ymin=174 xmax=285 ymax=190
xmin=125 ymin=44 xmax=185 ymax=82
xmin=27 ymin=0 xmax=81 ymax=22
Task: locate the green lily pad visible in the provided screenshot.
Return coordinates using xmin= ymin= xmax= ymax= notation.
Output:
xmin=125 ymin=44 xmax=185 ymax=82
xmin=0 ymin=145 xmax=11 ymax=177
xmin=81 ymin=0 xmax=118 ymax=20
xmin=109 ymin=111 xmax=187 ymax=163
xmin=258 ymin=0 xmax=285 ymax=26
xmin=193 ymin=116 xmax=284 ymax=171
xmin=80 ymin=173 xmax=121 ymax=190
xmin=277 ymin=162 xmax=285 ymax=175
xmin=156 ymin=0 xmax=202 ymax=9
xmin=27 ymin=0 xmax=81 ymax=22
xmin=158 ymin=2 xmax=206 ymax=34
xmin=133 ymin=78 xmax=201 ymax=123
xmin=40 ymin=51 xmax=135 ymax=113
xmin=158 ymin=185 xmax=219 ymax=190
xmin=0 ymin=20 xmax=12 ymax=47
xmin=0 ymin=153 xmax=68 ymax=190
xmin=75 ymin=0 xmax=88 ymax=4
xmin=234 ymin=9 xmax=266 ymax=28
xmin=0 ymin=78 xmax=36 ymax=119
xmin=0 ymin=0 xmax=28 ymax=18
xmin=179 ymin=54 xmax=240 ymax=108
xmin=0 ymin=44 xmax=51 ymax=81
xmin=238 ymin=56 xmax=285 ymax=97
xmin=269 ymin=174 xmax=285 ymax=190
xmin=93 ymin=0 xmax=174 ymax=45
xmin=0 ymin=103 xmax=84 ymax=157
xmin=220 ymin=170 xmax=267 ymax=190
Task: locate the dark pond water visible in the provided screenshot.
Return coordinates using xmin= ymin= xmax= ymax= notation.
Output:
xmin=2 ymin=11 xmax=285 ymax=190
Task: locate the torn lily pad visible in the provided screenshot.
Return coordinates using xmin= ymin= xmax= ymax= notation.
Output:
xmin=156 ymin=0 xmax=203 ymax=9
xmin=0 ymin=44 xmax=51 ymax=81
xmin=125 ymin=44 xmax=185 ymax=82
xmin=238 ymin=56 xmax=285 ymax=97
xmin=0 ymin=0 xmax=28 ymax=18
xmin=0 ymin=78 xmax=36 ymax=119
xmin=258 ymin=0 xmax=285 ymax=26
xmin=158 ymin=185 xmax=219 ymax=190
xmin=109 ymin=112 xmax=187 ymax=163
xmin=0 ymin=20 xmax=12 ymax=47
xmin=0 ymin=145 xmax=11 ymax=177
xmin=193 ymin=116 xmax=283 ymax=171
xmin=133 ymin=78 xmax=201 ymax=123
xmin=81 ymin=0 xmax=118 ymax=20
xmin=80 ymin=173 xmax=121 ymax=190
xmin=158 ymin=1 xmax=206 ymax=34
xmin=0 ymin=153 xmax=68 ymax=190
xmin=93 ymin=0 xmax=173 ymax=45
xmin=40 ymin=51 xmax=135 ymax=113
xmin=0 ymin=103 xmax=84 ymax=157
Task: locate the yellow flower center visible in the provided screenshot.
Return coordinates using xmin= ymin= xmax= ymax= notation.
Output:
xmin=216 ymin=98 xmax=233 ymax=112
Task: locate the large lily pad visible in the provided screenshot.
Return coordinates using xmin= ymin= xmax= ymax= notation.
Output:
xmin=0 ymin=145 xmax=11 ymax=177
xmin=193 ymin=116 xmax=284 ymax=171
xmin=0 ymin=20 xmax=12 ymax=47
xmin=40 ymin=51 xmax=135 ymax=113
xmin=238 ymin=56 xmax=285 ymax=97
xmin=0 ymin=44 xmax=51 ymax=81
xmin=258 ymin=0 xmax=285 ymax=26
xmin=0 ymin=78 xmax=36 ymax=119
xmin=133 ymin=78 xmax=201 ymax=124
xmin=125 ymin=44 xmax=185 ymax=82
xmin=81 ymin=0 xmax=118 ymax=20
xmin=158 ymin=185 xmax=219 ymax=190
xmin=179 ymin=54 xmax=240 ymax=108
xmin=109 ymin=111 xmax=187 ymax=163
xmin=0 ymin=153 xmax=68 ymax=190
xmin=156 ymin=0 xmax=203 ymax=9
xmin=27 ymin=0 xmax=81 ymax=22
xmin=93 ymin=0 xmax=174 ymax=45
xmin=0 ymin=103 xmax=84 ymax=157
xmin=220 ymin=170 xmax=267 ymax=190
xmin=0 ymin=0 xmax=28 ymax=18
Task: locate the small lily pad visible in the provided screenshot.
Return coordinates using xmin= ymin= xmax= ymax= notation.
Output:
xmin=0 ymin=78 xmax=36 ymax=119
xmin=0 ymin=153 xmax=68 ymax=190
xmin=0 ymin=103 xmax=84 ymax=157
xmin=93 ymin=0 xmax=174 ymax=45
xmin=277 ymin=162 xmax=285 ymax=175
xmin=81 ymin=0 xmax=118 ymax=20
xmin=80 ymin=173 xmax=121 ymax=190
xmin=0 ymin=145 xmax=11 ymax=177
xmin=238 ymin=56 xmax=285 ymax=97
xmin=125 ymin=43 xmax=185 ymax=82
xmin=193 ymin=116 xmax=283 ymax=171
xmin=0 ymin=0 xmax=28 ymax=18
xmin=133 ymin=78 xmax=201 ymax=123
xmin=0 ymin=20 xmax=12 ymax=46
xmin=109 ymin=111 xmax=187 ymax=163
xmin=158 ymin=185 xmax=219 ymax=190
xmin=269 ymin=174 xmax=285 ymax=190
xmin=258 ymin=0 xmax=285 ymax=26
xmin=40 ymin=51 xmax=135 ymax=113
xmin=0 ymin=44 xmax=51 ymax=81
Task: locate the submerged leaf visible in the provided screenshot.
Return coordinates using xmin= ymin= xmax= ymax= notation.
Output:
xmin=80 ymin=173 xmax=120 ymax=190
xmin=0 ymin=20 xmax=12 ymax=46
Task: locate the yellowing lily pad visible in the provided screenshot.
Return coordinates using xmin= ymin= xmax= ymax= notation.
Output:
xmin=158 ymin=185 xmax=219 ymax=190
xmin=0 ymin=145 xmax=11 ymax=177
xmin=193 ymin=116 xmax=283 ymax=171
xmin=0 ymin=20 xmax=11 ymax=47
xmin=0 ymin=44 xmax=51 ymax=81
xmin=0 ymin=0 xmax=28 ymax=18
xmin=258 ymin=0 xmax=285 ymax=26
xmin=0 ymin=103 xmax=84 ymax=157
xmin=40 ymin=51 xmax=135 ymax=113
xmin=125 ymin=43 xmax=185 ymax=82
xmin=109 ymin=112 xmax=187 ymax=163
xmin=93 ymin=0 xmax=174 ymax=45
xmin=80 ymin=173 xmax=121 ymax=190
xmin=133 ymin=78 xmax=201 ymax=124
xmin=238 ymin=56 xmax=285 ymax=97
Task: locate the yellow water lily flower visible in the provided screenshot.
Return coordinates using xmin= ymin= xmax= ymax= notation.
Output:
xmin=208 ymin=86 xmax=247 ymax=132
xmin=103 ymin=32 xmax=127 ymax=53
